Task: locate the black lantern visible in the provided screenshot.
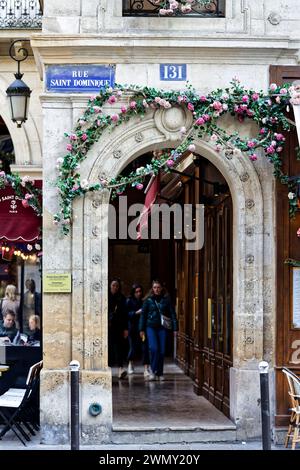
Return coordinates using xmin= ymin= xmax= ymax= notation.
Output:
xmin=6 ymin=40 xmax=32 ymax=128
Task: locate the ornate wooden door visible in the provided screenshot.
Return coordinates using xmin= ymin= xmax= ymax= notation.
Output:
xmin=201 ymin=196 xmax=233 ymax=417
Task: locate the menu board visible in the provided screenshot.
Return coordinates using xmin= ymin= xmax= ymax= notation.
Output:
xmin=293 ymin=268 xmax=300 ymax=328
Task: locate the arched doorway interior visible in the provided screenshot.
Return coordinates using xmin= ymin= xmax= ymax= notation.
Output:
xmin=107 ymin=148 xmax=233 ymax=426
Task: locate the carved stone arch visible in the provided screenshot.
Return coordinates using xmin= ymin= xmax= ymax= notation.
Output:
xmin=73 ymin=108 xmax=264 ymax=375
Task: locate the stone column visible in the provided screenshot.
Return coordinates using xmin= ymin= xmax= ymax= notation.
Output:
xmin=40 ymin=95 xmax=112 ymax=444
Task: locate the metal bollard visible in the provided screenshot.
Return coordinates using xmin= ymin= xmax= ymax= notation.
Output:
xmin=258 ymin=361 xmax=271 ymax=450
xmin=69 ymin=360 xmax=80 ymax=450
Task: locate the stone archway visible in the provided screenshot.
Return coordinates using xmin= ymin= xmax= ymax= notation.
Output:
xmin=67 ymin=105 xmax=264 ymax=440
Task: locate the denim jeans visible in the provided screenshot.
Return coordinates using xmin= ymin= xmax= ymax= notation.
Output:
xmin=146 ymin=326 xmax=166 ymax=377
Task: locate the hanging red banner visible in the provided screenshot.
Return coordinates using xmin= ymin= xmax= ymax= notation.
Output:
xmin=0 ymin=182 xmax=42 ymax=242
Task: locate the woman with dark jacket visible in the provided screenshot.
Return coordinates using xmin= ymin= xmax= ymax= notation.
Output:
xmin=126 ymin=284 xmax=150 ymax=378
xmin=108 ymin=279 xmax=128 ymax=379
xmin=139 ymin=280 xmax=178 ymax=381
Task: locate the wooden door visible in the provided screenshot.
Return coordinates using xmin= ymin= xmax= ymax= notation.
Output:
xmin=201 ymin=196 xmax=233 ymax=417
xmin=270 ymin=66 xmax=300 ymax=427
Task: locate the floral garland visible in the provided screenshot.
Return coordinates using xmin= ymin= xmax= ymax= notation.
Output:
xmin=0 ymin=171 xmax=42 ymax=216
xmin=153 ymin=0 xmax=212 ymax=15
xmin=54 ymin=78 xmax=299 ymax=235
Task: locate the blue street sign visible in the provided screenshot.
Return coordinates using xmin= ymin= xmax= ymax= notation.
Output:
xmin=46 ymin=65 xmax=115 ymax=93
xmin=160 ymin=64 xmax=187 ymax=81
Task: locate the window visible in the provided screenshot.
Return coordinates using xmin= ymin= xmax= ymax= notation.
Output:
xmin=122 ymin=1 xmax=225 ymax=17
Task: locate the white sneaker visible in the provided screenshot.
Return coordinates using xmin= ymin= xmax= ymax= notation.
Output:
xmin=128 ymin=362 xmax=134 ymax=375
xmin=158 ymin=375 xmax=165 ymax=382
xmin=148 ymin=373 xmax=156 ymax=381
xmin=144 ymin=369 xmax=150 ymax=379
xmin=118 ymin=368 xmax=127 ymax=379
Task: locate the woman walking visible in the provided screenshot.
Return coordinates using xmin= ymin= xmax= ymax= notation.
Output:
xmin=108 ymin=279 xmax=128 ymax=379
xmin=126 ymin=284 xmax=150 ymax=378
xmin=139 ymin=280 xmax=178 ymax=381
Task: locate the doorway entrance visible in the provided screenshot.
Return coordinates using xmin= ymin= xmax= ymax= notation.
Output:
xmin=108 ymin=149 xmax=233 ymax=425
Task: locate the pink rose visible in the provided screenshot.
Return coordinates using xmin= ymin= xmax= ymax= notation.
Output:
xmin=280 ymin=88 xmax=288 ymax=95
xmin=266 ymin=146 xmax=275 ymax=154
xmin=203 ymin=114 xmax=210 ymax=122
xmin=213 ymin=101 xmax=223 ymax=111
xmin=136 ymin=183 xmax=144 ymax=190
xmin=247 ymin=141 xmax=256 ymax=148
xmin=66 ymin=144 xmax=73 ymax=152
xmin=195 ymin=117 xmax=205 ymax=126
xmin=22 ymin=199 xmax=29 ymax=208
xmin=111 ymin=114 xmax=119 ymax=122
xmin=121 ymin=106 xmax=127 ymax=114
xmin=242 ymin=95 xmax=249 ymax=103
xmin=187 ymin=103 xmax=194 ymax=111
xmin=200 ymin=96 xmax=207 ymax=102
xmin=108 ymin=96 xmax=116 ymax=104
xmin=250 ymin=154 xmax=258 ymax=161
xmin=166 ymin=159 xmax=175 ymax=168
xmin=260 ymin=128 xmax=266 ymax=134
xmin=269 ymin=83 xmax=277 ymax=92
xmin=130 ymin=101 xmax=137 ymax=109
xmin=81 ymin=134 xmax=88 ymax=141
xmin=252 ymin=93 xmax=259 ymax=101
xmin=275 ymin=133 xmax=285 ymax=141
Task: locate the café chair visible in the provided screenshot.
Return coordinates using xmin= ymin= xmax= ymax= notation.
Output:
xmin=0 ymin=360 xmax=42 ymax=445
xmin=282 ymin=367 xmax=300 ymax=450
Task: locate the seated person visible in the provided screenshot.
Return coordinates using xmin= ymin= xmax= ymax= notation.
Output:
xmin=0 ymin=310 xmax=19 ymax=343
xmin=27 ymin=314 xmax=41 ymax=344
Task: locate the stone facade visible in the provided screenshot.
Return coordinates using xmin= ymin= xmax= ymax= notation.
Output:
xmin=1 ymin=0 xmax=300 ymax=443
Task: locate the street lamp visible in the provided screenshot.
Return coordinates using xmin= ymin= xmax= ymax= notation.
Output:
xmin=6 ymin=40 xmax=32 ymax=128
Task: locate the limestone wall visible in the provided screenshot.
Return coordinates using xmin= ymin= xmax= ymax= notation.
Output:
xmin=42 ymin=0 xmax=300 ymax=41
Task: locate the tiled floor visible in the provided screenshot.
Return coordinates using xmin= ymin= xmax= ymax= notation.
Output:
xmin=112 ymin=361 xmax=235 ymax=431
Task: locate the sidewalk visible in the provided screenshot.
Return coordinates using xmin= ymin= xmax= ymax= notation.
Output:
xmin=0 ymin=434 xmax=290 ymax=450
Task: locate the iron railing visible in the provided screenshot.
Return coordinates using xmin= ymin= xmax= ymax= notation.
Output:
xmin=0 ymin=0 xmax=42 ymax=29
xmin=123 ymin=0 xmax=225 ymax=17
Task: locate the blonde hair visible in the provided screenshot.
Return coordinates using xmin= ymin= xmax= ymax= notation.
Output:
xmin=5 ymin=284 xmax=17 ymax=301
xmin=29 ymin=314 xmax=40 ymax=330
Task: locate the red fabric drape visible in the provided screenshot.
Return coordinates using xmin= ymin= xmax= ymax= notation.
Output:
xmin=137 ymin=175 xmax=160 ymax=240
xmin=0 ymin=182 xmax=42 ymax=242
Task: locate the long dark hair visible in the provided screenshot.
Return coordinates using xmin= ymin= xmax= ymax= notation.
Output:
xmin=130 ymin=283 xmax=143 ymax=298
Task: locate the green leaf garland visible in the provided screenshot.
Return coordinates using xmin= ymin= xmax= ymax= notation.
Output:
xmin=54 ymin=79 xmax=299 ymax=235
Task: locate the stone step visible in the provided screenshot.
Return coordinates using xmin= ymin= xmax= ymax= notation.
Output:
xmin=111 ymin=426 xmax=237 ymax=444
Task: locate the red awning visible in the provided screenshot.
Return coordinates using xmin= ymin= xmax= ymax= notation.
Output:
xmin=0 ymin=183 xmax=42 ymax=242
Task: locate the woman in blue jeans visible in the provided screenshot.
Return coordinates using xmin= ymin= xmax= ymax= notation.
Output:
xmin=139 ymin=280 xmax=178 ymax=381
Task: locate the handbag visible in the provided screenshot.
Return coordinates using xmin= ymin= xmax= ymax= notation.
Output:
xmin=154 ymin=300 xmax=172 ymax=330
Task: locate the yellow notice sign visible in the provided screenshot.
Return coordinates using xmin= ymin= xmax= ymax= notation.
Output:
xmin=43 ymin=273 xmax=72 ymax=293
